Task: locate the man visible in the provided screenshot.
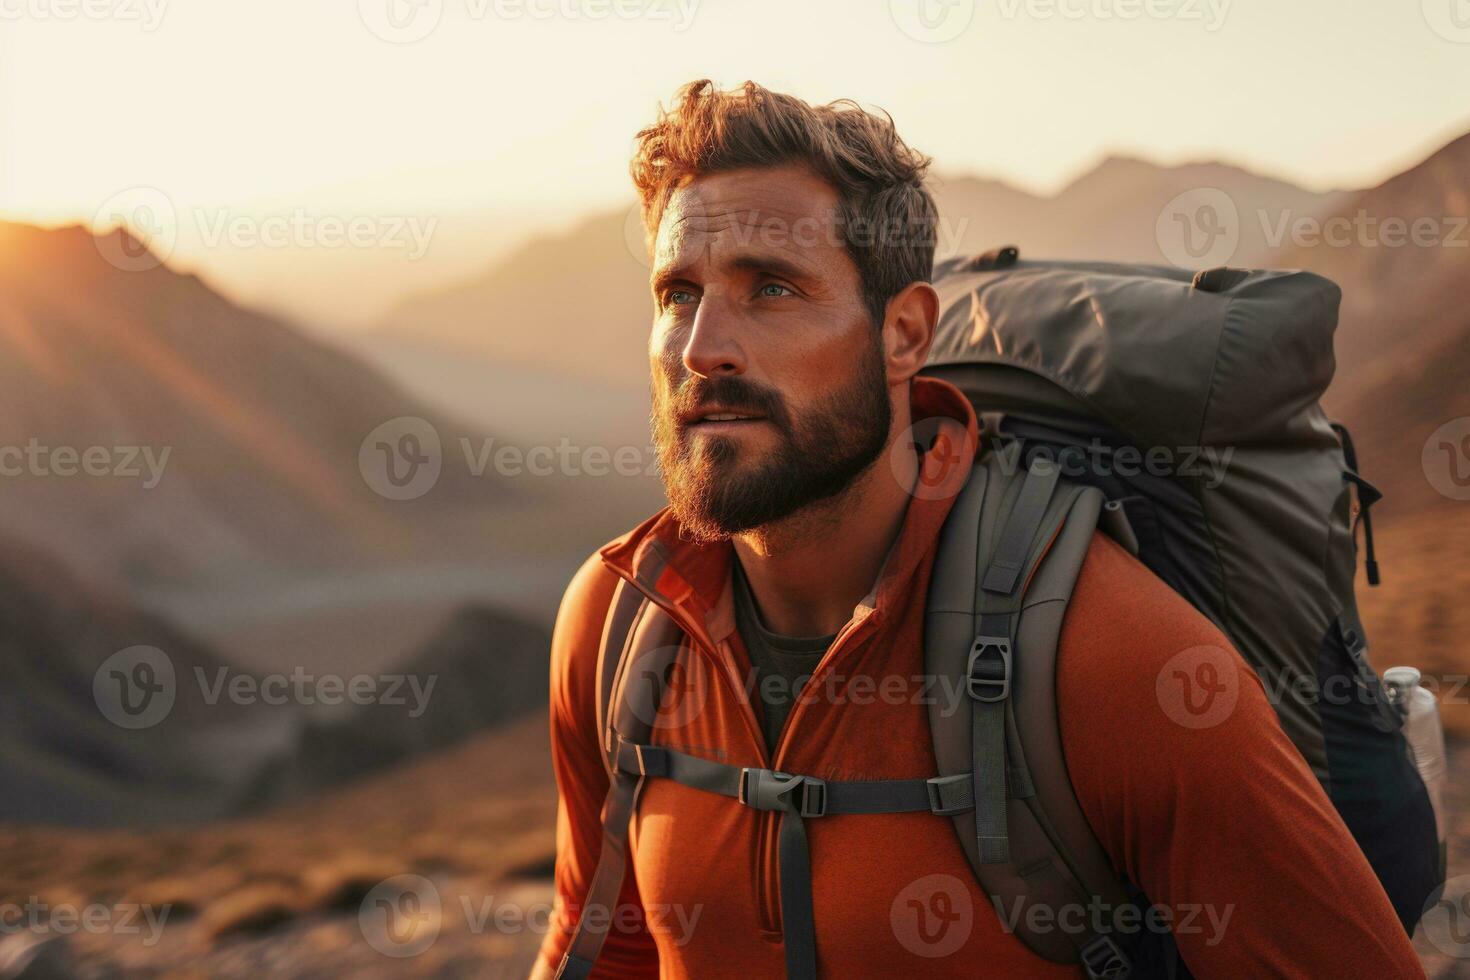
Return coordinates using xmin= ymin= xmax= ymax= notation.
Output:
xmin=532 ymin=80 xmax=1425 ymax=978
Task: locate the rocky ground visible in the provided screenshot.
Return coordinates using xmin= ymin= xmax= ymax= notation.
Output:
xmin=0 ymin=715 xmax=559 ymax=978
xmin=2 ymin=676 xmax=1468 ymax=978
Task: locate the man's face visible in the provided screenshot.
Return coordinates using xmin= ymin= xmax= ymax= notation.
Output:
xmin=648 ymin=165 xmax=893 ymax=542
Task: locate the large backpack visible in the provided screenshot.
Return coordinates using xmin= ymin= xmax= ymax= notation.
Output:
xmin=556 ymin=248 xmax=1442 ymax=980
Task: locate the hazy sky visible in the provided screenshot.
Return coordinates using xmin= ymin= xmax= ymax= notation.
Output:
xmin=3 ymin=0 xmax=1468 ymax=323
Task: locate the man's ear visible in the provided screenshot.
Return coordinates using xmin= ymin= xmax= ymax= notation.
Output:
xmin=882 ymin=281 xmax=939 ymax=384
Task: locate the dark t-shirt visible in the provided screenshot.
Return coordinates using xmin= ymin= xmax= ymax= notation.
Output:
xmin=730 ymin=560 xmax=837 ymax=752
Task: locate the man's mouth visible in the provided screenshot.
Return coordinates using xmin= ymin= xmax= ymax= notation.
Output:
xmin=681 ymin=407 xmax=770 ymax=434
xmin=694 ymin=413 xmax=763 ymax=423
xmin=681 ymin=403 xmax=767 ymax=424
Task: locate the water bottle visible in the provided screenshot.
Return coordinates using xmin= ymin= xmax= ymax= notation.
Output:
xmin=1383 ymin=666 xmax=1450 ymax=860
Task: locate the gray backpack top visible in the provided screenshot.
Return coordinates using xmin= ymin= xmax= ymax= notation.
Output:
xmin=555 ymin=248 xmax=1440 ymax=980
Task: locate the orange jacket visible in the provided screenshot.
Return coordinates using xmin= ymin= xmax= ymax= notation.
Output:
xmin=537 ymin=377 xmax=1425 ymax=978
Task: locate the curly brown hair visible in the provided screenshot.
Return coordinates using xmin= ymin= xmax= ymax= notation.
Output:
xmin=630 ymin=79 xmax=937 ymax=328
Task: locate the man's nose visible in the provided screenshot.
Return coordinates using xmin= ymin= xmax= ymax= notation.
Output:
xmin=682 ymin=294 xmax=746 ymax=379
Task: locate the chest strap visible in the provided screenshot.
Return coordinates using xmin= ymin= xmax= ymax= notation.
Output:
xmin=605 ymin=735 xmax=973 ymax=980
xmin=616 ymin=737 xmax=975 ymax=817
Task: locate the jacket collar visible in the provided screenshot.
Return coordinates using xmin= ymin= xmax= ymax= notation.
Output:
xmin=599 ymin=376 xmax=981 ymax=649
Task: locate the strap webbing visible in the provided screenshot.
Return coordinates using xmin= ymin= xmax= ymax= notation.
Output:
xmin=604 ymin=736 xmax=974 ymax=979
xmin=970 ymin=458 xmax=1061 ymax=866
xmin=982 ymin=458 xmax=1061 ymax=595
xmin=556 ymin=769 xmax=647 ymax=979
xmin=778 ymin=809 xmax=817 ymax=978
xmin=971 ymin=612 xmax=1015 ymax=865
xmin=613 ymin=739 xmax=973 ymax=814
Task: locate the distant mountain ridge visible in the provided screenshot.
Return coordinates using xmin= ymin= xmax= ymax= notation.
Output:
xmin=0 ymin=524 xmax=551 ymax=828
xmin=369 ymin=154 xmax=1349 ymax=399
xmin=933 ymin=153 xmax=1350 ymax=264
xmin=1276 ymin=131 xmax=1470 ymax=517
xmin=0 ymin=222 xmax=516 ymax=588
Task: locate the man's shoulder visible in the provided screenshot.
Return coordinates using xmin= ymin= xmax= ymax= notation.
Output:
xmin=558 ymin=545 xmax=624 ymax=628
xmin=549 ymin=542 xmax=626 ymax=720
xmin=1055 ymin=530 xmax=1285 ymax=792
xmin=1059 ymin=531 xmax=1239 ymax=693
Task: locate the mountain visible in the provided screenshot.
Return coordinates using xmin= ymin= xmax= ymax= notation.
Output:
xmin=0 ymin=530 xmax=283 ymax=826
xmin=376 ymin=208 xmax=653 ymax=391
xmin=366 ymin=156 xmax=1345 ymax=445
xmin=276 ymin=604 xmax=551 ymax=793
xmin=0 ymin=525 xmax=551 ymax=827
xmin=0 ymin=221 xmax=516 ymax=590
xmin=1272 ymin=132 xmax=1470 ymax=518
xmin=932 ymin=155 xmax=1349 ymax=265
xmin=0 ymin=710 xmax=559 ymax=976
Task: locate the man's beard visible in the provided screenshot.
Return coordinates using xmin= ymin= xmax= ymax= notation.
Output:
xmin=651 ymin=338 xmax=892 ymax=544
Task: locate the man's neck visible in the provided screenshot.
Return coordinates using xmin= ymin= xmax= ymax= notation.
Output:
xmin=731 ymin=438 xmax=919 ymax=638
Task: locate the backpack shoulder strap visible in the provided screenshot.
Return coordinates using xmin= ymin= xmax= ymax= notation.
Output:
xmin=594 ymin=578 xmax=650 ymax=775
xmin=926 ymin=446 xmax=1139 ymax=979
xmin=559 ymin=581 xmax=684 ymax=979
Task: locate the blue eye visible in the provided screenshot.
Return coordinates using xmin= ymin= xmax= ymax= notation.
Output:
xmin=759 ymin=283 xmax=792 ymax=298
xmin=667 ymin=289 xmax=696 ymax=305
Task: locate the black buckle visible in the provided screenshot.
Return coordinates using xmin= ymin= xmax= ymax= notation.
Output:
xmin=1080 ymin=934 xmax=1131 ymax=980
xmin=925 ymin=773 xmax=971 ymax=816
xmin=738 ymin=768 xmax=827 ymax=818
xmin=967 ymin=634 xmax=1012 ymax=702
